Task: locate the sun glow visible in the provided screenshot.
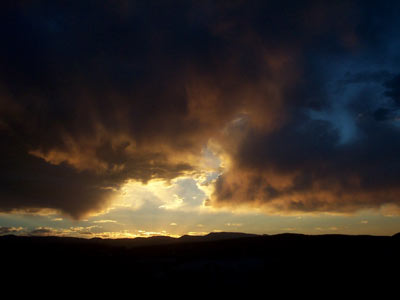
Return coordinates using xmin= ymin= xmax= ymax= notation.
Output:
xmin=110 ymin=142 xmax=226 ymax=213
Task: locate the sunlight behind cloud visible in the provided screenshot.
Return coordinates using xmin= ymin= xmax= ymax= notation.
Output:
xmin=113 ymin=178 xmax=205 ymax=212
xmin=110 ymin=143 xmax=224 ymax=214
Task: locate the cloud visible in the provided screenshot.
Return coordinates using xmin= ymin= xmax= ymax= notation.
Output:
xmin=93 ymin=220 xmax=117 ymax=224
xmin=225 ymin=223 xmax=242 ymax=227
xmin=0 ymin=0 xmax=400 ymax=219
xmin=29 ymin=225 xmax=103 ymax=237
xmin=211 ymin=107 xmax=400 ymax=214
xmin=0 ymin=226 xmax=25 ymax=235
xmin=0 ymin=1 xmax=221 ymax=218
xmin=339 ymin=71 xmax=394 ymax=85
xmin=384 ymin=74 xmax=400 ymax=106
xmin=29 ymin=227 xmax=56 ymax=236
xmin=207 ymin=1 xmax=400 ymax=214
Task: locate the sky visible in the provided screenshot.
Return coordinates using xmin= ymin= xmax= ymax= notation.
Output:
xmin=1 ymin=0 xmax=400 ymax=238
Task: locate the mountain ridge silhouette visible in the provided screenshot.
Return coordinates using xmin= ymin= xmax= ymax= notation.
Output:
xmin=1 ymin=231 xmax=399 ymax=289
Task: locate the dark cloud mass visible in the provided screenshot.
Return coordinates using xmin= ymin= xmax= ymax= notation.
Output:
xmin=0 ymin=0 xmax=400 ymax=218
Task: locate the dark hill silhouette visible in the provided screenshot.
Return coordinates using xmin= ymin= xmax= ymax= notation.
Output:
xmin=1 ymin=232 xmax=398 ymax=290
xmin=179 ymin=231 xmax=258 ymax=243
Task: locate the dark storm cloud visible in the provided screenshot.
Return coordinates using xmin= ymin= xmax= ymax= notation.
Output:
xmin=0 ymin=0 xmax=268 ymax=218
xmin=209 ymin=1 xmax=400 ymax=214
xmin=1 ymin=0 xmax=400 ymax=217
xmin=0 ymin=0 xmax=220 ymax=218
xmin=213 ymin=111 xmax=400 ymax=213
xmin=384 ymin=74 xmax=400 ymax=106
xmin=339 ymin=71 xmax=394 ymax=85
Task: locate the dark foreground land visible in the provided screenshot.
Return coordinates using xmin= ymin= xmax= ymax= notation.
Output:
xmin=1 ymin=232 xmax=399 ymax=290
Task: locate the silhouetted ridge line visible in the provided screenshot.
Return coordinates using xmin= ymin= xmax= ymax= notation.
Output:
xmin=0 ymin=232 xmax=397 ymax=249
xmin=179 ymin=232 xmax=259 ymax=243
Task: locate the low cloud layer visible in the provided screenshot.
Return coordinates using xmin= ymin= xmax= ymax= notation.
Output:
xmin=1 ymin=1 xmax=400 ymax=218
xmin=0 ymin=226 xmax=24 ymax=235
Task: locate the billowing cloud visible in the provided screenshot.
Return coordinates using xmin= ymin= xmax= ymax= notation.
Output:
xmin=210 ymin=113 xmax=400 ymax=213
xmin=0 ymin=1 xmax=400 ymax=219
xmin=209 ymin=2 xmax=400 ymax=214
xmin=207 ymin=1 xmax=400 ymax=214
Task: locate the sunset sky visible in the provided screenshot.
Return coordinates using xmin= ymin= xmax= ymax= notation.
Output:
xmin=1 ymin=0 xmax=400 ymax=238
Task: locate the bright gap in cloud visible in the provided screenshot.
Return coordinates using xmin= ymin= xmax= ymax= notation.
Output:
xmin=111 ymin=143 xmax=223 ymax=213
